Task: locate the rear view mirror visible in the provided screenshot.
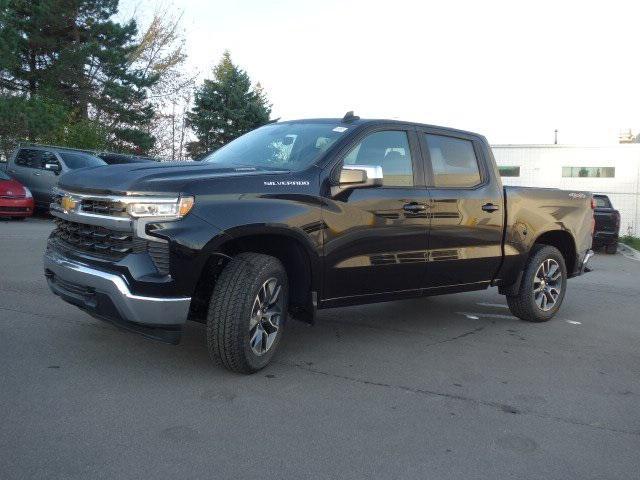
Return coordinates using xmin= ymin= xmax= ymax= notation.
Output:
xmin=44 ymin=163 xmax=61 ymax=175
xmin=339 ymin=168 xmax=366 ymax=184
xmin=332 ymin=164 xmax=383 ymax=196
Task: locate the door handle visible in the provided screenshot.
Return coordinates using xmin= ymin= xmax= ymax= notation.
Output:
xmin=8 ymin=169 xmax=16 ymax=173
xmin=481 ymin=203 xmax=499 ymax=213
xmin=33 ymin=172 xmax=41 ymax=176
xmin=403 ymin=203 xmax=427 ymax=212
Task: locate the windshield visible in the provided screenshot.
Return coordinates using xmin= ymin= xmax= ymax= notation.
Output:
xmin=594 ymin=196 xmax=611 ymax=208
xmin=60 ymin=152 xmax=107 ymax=170
xmin=202 ymin=122 xmax=349 ymax=170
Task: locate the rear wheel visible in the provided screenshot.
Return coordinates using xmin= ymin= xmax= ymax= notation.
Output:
xmin=506 ymin=245 xmax=567 ymax=322
xmin=206 ymin=252 xmax=288 ymax=374
xmin=605 ymin=243 xmax=618 ymax=254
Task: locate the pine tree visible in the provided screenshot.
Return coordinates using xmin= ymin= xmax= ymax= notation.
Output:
xmin=186 ymin=51 xmax=271 ymax=157
xmin=0 ymin=0 xmax=158 ymax=153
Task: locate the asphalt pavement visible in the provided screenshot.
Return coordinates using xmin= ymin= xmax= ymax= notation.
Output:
xmin=1 ymin=217 xmax=639 ymax=479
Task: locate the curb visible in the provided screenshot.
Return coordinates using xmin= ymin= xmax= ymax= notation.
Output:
xmin=618 ymin=243 xmax=640 ymax=262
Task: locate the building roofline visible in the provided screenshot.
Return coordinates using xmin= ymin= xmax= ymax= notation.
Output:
xmin=491 ymin=143 xmax=640 ymax=149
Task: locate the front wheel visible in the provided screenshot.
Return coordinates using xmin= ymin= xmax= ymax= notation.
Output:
xmin=506 ymin=245 xmax=567 ymax=322
xmin=206 ymin=252 xmax=288 ymax=374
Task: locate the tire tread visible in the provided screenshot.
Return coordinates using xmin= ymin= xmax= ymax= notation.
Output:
xmin=206 ymin=252 xmax=285 ymax=373
xmin=506 ymin=245 xmax=566 ymax=323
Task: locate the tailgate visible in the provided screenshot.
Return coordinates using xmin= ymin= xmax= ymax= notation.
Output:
xmin=594 ymin=208 xmax=618 ymax=232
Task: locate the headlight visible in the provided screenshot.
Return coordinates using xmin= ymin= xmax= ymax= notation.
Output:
xmin=23 ymin=187 xmax=32 ymax=199
xmin=127 ymin=196 xmax=194 ymax=219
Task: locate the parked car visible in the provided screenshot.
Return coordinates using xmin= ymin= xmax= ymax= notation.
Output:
xmin=44 ymin=114 xmax=594 ymax=373
xmin=0 ymin=170 xmax=34 ymax=219
xmin=592 ymin=194 xmax=620 ymax=254
xmin=6 ymin=145 xmax=106 ymax=209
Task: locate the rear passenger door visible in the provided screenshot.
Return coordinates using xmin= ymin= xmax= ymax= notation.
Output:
xmin=419 ymin=130 xmax=504 ymax=288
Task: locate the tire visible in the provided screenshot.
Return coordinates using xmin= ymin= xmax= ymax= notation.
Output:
xmin=506 ymin=245 xmax=567 ymax=322
xmin=206 ymin=252 xmax=288 ymax=374
xmin=605 ymin=243 xmax=618 ymax=254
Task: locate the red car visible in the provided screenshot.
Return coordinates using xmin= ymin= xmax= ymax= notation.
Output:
xmin=0 ymin=170 xmax=34 ymax=219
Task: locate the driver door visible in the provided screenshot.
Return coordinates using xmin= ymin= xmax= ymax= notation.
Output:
xmin=322 ymin=127 xmax=430 ymax=303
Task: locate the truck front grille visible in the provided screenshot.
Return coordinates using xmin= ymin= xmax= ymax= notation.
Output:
xmin=52 ymin=218 xmax=146 ymax=260
xmin=80 ymin=198 xmax=128 ymax=217
xmin=51 ymin=218 xmax=170 ymax=275
xmin=147 ymin=241 xmax=170 ymax=275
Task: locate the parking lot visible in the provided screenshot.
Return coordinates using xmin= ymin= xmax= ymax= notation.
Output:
xmin=1 ymin=217 xmax=639 ymax=479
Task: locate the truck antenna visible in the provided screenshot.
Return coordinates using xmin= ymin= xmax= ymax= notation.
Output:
xmin=342 ymin=111 xmax=360 ymax=123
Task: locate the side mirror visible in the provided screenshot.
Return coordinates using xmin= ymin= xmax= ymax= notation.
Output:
xmin=44 ymin=163 xmax=61 ymax=175
xmin=332 ymin=164 xmax=383 ymax=196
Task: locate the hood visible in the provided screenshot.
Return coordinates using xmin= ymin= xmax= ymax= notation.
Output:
xmin=57 ymin=162 xmax=287 ymax=195
xmin=0 ymin=178 xmax=26 ymax=197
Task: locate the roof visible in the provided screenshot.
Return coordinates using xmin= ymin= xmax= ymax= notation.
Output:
xmin=278 ymin=117 xmax=485 ymax=140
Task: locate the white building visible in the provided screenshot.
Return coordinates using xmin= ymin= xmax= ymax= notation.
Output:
xmin=492 ymin=144 xmax=640 ymax=236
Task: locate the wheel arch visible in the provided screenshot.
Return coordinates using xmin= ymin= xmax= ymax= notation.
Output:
xmin=499 ymin=228 xmax=577 ymax=296
xmin=189 ymin=227 xmax=319 ymax=324
xmin=533 ymin=229 xmax=577 ymax=276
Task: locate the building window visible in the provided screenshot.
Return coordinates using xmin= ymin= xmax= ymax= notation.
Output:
xmin=562 ymin=167 xmax=615 ymax=178
xmin=498 ymin=166 xmax=520 ymax=177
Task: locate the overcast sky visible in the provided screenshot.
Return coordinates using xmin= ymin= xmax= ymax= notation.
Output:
xmin=120 ymin=0 xmax=640 ymax=145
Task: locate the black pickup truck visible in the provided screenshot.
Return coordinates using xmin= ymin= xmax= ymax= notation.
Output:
xmin=44 ymin=114 xmax=594 ymax=373
xmin=592 ymin=194 xmax=620 ymax=254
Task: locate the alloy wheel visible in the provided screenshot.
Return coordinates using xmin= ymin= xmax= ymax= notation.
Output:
xmin=533 ymin=258 xmax=562 ymax=311
xmin=249 ymin=278 xmax=283 ymax=355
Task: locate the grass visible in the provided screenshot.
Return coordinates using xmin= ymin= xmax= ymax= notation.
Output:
xmin=620 ymin=235 xmax=640 ymax=251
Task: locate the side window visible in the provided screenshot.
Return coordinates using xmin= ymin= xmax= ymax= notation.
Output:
xmin=343 ymin=130 xmax=414 ymax=187
xmin=15 ymin=149 xmax=44 ymax=169
xmin=41 ymin=151 xmax=59 ymax=170
xmin=15 ymin=149 xmax=58 ymax=170
xmin=425 ymin=134 xmax=481 ymax=188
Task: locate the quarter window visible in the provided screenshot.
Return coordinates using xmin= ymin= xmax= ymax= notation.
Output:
xmin=562 ymin=167 xmax=615 ymax=178
xmin=426 ymin=134 xmax=481 ymax=188
xmin=343 ymin=130 xmax=414 ymax=187
xmin=498 ymin=166 xmax=520 ymax=177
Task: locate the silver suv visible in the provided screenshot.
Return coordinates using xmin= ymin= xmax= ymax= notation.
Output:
xmin=6 ymin=146 xmax=106 ymax=209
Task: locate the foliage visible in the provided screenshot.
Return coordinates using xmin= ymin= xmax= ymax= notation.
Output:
xmin=0 ymin=93 xmax=67 ymax=158
xmin=130 ymin=9 xmax=195 ymax=160
xmin=0 ymin=0 xmax=158 ymax=153
xmin=620 ymin=235 xmax=640 ymax=251
xmin=186 ymin=51 xmax=271 ymax=157
xmin=54 ymin=118 xmax=110 ymax=151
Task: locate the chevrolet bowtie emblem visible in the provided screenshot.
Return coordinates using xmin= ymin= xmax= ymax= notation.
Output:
xmin=61 ymin=195 xmax=77 ymax=212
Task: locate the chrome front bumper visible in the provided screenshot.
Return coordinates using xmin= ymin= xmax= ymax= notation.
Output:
xmin=44 ymin=249 xmax=191 ymax=327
